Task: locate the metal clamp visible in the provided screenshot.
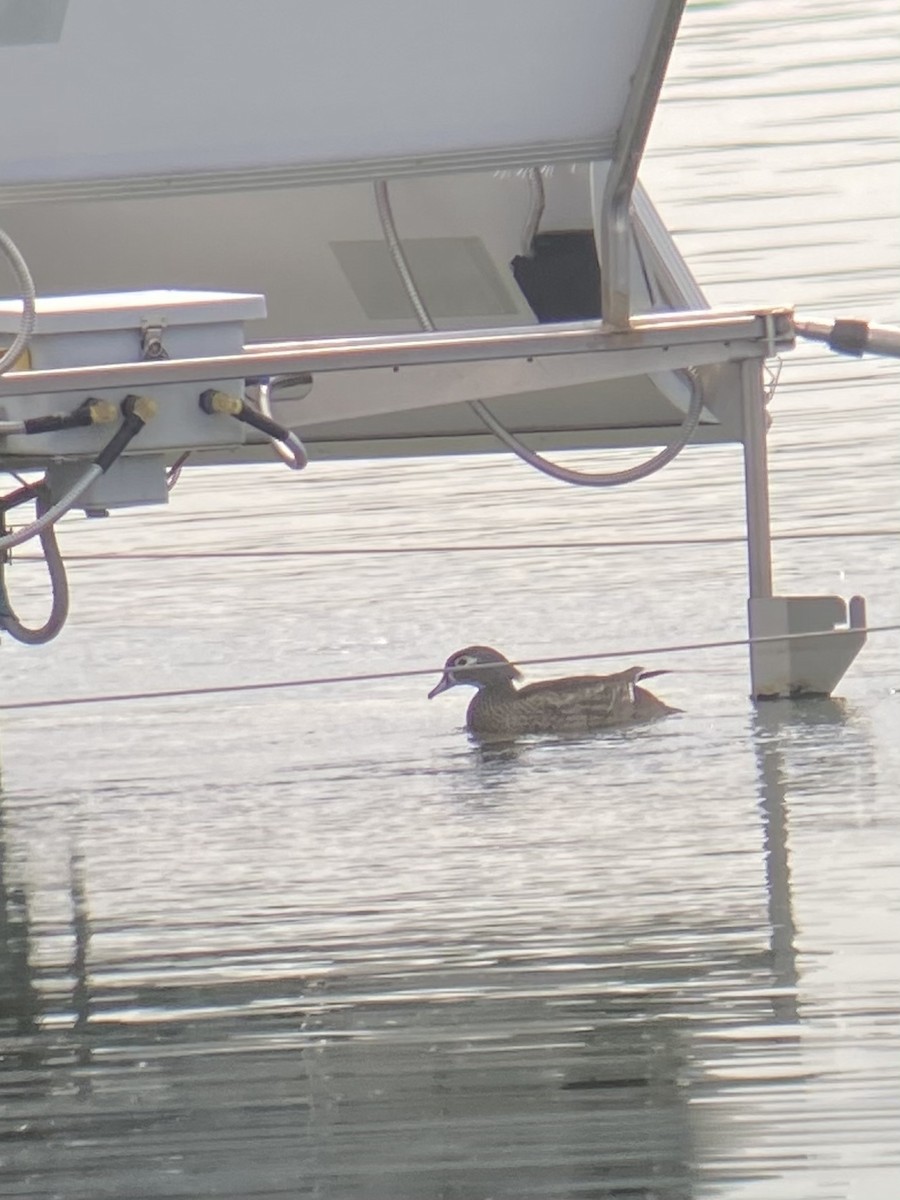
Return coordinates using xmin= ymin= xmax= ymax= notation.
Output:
xmin=140 ymin=320 xmax=169 ymax=361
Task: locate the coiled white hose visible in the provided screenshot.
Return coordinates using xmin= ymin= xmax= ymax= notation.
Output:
xmin=0 ymin=226 xmax=37 ymax=375
xmin=373 ymin=178 xmax=703 ymax=487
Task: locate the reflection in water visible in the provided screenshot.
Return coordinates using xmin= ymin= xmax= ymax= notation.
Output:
xmin=1 ymin=699 xmax=896 ymax=1199
xmin=0 ymin=799 xmax=38 ymax=1038
xmin=751 ymin=696 xmax=874 ymax=1020
xmin=70 ymin=852 xmax=91 ymax=1043
xmin=4 ymin=694 xmax=890 ymax=1196
xmin=0 ymin=727 xmax=825 ymax=1199
xmin=748 ymin=701 xmax=860 ymax=1028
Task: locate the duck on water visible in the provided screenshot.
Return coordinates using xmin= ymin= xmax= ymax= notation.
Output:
xmin=428 ymin=646 xmax=679 ymax=740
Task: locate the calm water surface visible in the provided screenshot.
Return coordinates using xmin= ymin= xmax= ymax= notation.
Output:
xmin=2 ymin=2 xmax=899 ymax=1197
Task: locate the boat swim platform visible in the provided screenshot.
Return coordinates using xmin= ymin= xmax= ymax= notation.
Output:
xmin=0 ymin=0 xmax=867 ymax=697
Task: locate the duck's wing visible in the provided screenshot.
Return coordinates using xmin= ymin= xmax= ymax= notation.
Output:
xmin=517 ymin=665 xmax=650 ymax=696
xmin=515 ymin=672 xmax=643 ymax=730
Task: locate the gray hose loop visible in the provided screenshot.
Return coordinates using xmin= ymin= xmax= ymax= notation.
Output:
xmin=0 ymin=463 xmax=103 ymax=553
xmin=373 ymin=178 xmax=703 ymax=487
xmin=0 ymin=492 xmax=70 ymax=644
xmin=256 ymin=380 xmax=309 ymax=470
xmin=468 ymin=381 xmax=704 ymax=488
xmin=0 ymin=226 xmax=37 ymax=375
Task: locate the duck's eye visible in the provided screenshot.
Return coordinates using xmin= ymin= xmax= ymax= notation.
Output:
xmin=453 ymin=654 xmax=475 ymax=668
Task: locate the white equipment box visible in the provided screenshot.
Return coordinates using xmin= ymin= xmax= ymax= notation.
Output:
xmin=0 ymin=289 xmax=266 ymax=458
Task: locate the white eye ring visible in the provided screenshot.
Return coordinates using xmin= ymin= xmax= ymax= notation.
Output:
xmin=453 ymin=654 xmax=475 ymax=668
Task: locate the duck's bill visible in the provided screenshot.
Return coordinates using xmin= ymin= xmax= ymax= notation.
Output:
xmin=427 ymin=673 xmax=454 ymax=699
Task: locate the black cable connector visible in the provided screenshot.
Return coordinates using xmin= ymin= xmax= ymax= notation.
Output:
xmin=94 ymin=394 xmax=158 ymax=472
xmin=199 ymin=388 xmax=286 ymax=442
xmin=827 ymin=319 xmax=870 ymax=357
xmin=199 ymin=389 xmax=307 ymax=470
xmin=795 ymin=318 xmax=900 ymax=360
xmin=23 ymin=411 xmax=88 ymax=436
xmin=21 ymin=397 xmax=119 ymax=437
xmin=199 ymin=389 xmax=241 ymax=417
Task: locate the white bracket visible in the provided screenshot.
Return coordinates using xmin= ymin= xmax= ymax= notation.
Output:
xmin=749 ymin=595 xmax=867 ymax=699
xmin=739 ymin=356 xmax=867 ymax=699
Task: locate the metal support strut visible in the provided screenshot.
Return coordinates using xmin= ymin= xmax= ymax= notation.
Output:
xmin=741 ymin=359 xmax=774 ymax=603
xmin=741 ymin=359 xmax=867 ymax=699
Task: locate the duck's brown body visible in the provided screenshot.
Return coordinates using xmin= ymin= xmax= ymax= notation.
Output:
xmin=429 ymin=646 xmax=679 ymax=740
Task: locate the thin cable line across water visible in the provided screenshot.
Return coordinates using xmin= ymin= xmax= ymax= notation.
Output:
xmin=2 ymin=624 xmax=896 ymax=714
xmin=16 ymin=527 xmax=900 ymax=563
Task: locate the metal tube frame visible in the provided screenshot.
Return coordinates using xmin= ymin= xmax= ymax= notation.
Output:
xmin=0 ymin=307 xmax=793 ymax=399
xmin=599 ymin=0 xmax=687 ymax=329
xmin=740 ymin=357 xmax=775 ymax=600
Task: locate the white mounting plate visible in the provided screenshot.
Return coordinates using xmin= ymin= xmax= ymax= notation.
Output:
xmin=0 ymin=0 xmax=663 ymax=196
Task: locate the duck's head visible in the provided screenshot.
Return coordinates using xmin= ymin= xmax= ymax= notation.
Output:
xmin=428 ymin=646 xmax=523 ymax=698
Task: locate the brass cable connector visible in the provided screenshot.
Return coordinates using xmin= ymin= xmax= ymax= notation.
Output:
xmin=199 ymin=389 xmax=242 ymax=417
xmin=86 ymin=398 xmax=119 ymax=424
xmin=93 ymin=394 xmax=158 ymax=473
xmin=201 ymin=387 xmax=298 ymax=443
xmin=121 ymin=394 xmax=158 ymax=423
xmin=198 ymin=386 xmax=307 ymax=469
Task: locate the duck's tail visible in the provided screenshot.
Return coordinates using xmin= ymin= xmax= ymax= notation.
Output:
xmin=634 ymin=669 xmax=682 ymax=718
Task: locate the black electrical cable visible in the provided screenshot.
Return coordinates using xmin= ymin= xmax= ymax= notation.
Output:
xmin=0 ymin=394 xmax=158 ymax=556
xmin=199 ymin=389 xmax=308 ymax=468
xmin=0 ymin=395 xmax=158 ymax=641
xmin=94 ymin=394 xmax=156 ymax=471
xmin=21 ymin=399 xmax=110 ymax=437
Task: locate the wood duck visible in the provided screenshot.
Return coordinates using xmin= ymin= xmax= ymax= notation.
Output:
xmin=428 ymin=645 xmax=679 ymax=739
